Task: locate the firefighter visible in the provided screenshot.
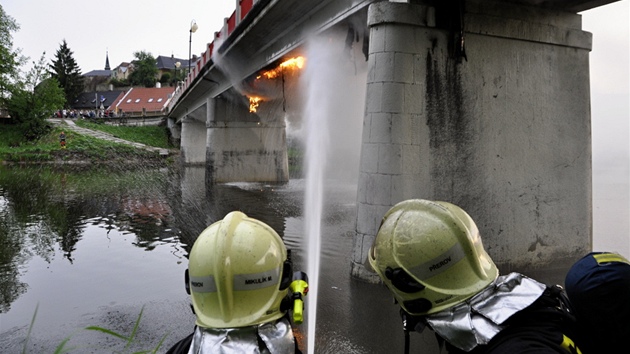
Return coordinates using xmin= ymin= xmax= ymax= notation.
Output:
xmin=166 ymin=211 xmax=308 ymax=354
xmin=565 ymin=251 xmax=630 ymax=353
xmin=366 ymin=199 xmax=582 ymax=354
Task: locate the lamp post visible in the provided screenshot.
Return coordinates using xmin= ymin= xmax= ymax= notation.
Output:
xmin=174 ymin=61 xmax=181 ymax=86
xmin=188 ymin=20 xmax=198 ymax=75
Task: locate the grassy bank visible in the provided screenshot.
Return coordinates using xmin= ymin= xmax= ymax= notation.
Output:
xmin=0 ymin=122 xmax=173 ymax=165
xmin=75 ymin=120 xmax=171 ymax=149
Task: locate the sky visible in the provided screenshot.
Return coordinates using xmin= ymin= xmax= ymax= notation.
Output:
xmin=3 ymin=0 xmax=629 ymax=252
xmin=4 ymin=0 xmax=235 ymax=72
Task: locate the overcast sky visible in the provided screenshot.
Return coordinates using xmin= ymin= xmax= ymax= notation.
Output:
xmin=4 ymin=0 xmax=629 ymax=251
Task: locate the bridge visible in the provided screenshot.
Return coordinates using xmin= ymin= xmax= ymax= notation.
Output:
xmin=167 ymin=0 xmax=619 ymax=278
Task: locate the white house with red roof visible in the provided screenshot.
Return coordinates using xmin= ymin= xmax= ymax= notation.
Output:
xmin=114 ymin=86 xmax=175 ymax=116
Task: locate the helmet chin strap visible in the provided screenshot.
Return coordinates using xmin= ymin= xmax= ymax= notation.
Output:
xmin=400 ymin=309 xmax=415 ymax=354
xmin=184 ymin=269 xmax=196 ymax=315
xmin=185 ymin=269 xmax=190 ymax=295
xmin=399 ymin=307 xmax=429 ymax=354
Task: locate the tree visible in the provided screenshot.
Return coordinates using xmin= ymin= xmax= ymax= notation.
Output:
xmin=169 ymin=65 xmax=185 ymax=87
xmin=128 ymin=51 xmax=158 ymax=88
xmin=49 ymin=39 xmax=84 ymax=107
xmin=0 ymin=4 xmax=24 ymax=108
xmin=159 ymin=72 xmax=171 ymax=85
xmin=7 ymin=53 xmax=65 ymax=140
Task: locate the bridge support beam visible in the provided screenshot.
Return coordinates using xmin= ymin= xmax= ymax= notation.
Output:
xmin=205 ymin=97 xmax=289 ymax=183
xmin=180 ymin=116 xmax=207 ymax=165
xmin=167 ymin=117 xmax=181 ymax=147
xmin=205 ymin=122 xmax=289 ymax=183
xmin=352 ymin=0 xmax=593 ymax=281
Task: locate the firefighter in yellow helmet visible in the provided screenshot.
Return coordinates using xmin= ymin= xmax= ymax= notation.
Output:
xmin=166 ymin=211 xmax=308 ymax=354
xmin=367 ymin=199 xmax=582 ymax=354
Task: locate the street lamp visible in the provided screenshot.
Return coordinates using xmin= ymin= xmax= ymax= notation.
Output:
xmin=188 ymin=20 xmax=198 ymax=75
xmin=174 ymin=61 xmax=181 ymax=86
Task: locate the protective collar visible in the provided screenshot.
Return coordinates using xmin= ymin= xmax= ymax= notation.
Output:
xmin=187 ymin=317 xmax=295 ymax=354
xmin=425 ymin=272 xmax=546 ymax=351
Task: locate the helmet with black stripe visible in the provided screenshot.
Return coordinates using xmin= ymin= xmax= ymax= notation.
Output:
xmin=187 ymin=211 xmax=292 ymax=328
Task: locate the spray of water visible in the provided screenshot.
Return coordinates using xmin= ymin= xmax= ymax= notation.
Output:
xmin=302 ymin=36 xmax=328 ymax=354
xmin=301 ymin=27 xmax=367 ymax=353
xmin=213 ymin=21 xmax=367 ymax=352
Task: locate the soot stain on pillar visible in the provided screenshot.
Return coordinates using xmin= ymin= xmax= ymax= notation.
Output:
xmin=425 ymin=47 xmax=474 ymax=201
xmin=206 ymin=151 xmax=216 ymax=184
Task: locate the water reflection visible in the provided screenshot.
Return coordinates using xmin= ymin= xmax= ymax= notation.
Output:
xmin=0 ymin=165 xmax=326 ymax=353
xmin=1 ymin=164 xmax=624 ymax=354
xmin=0 ymin=166 xmax=180 ymax=315
xmin=1 ymin=163 xmax=388 ymax=353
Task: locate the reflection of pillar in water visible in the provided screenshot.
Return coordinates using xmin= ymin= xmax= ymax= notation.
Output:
xmin=178 ymin=165 xmax=209 ymax=242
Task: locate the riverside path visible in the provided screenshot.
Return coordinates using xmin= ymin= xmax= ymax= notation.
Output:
xmin=48 ymin=118 xmax=171 ymax=156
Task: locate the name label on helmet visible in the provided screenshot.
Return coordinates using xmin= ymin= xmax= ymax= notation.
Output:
xmin=189 ymin=268 xmax=281 ymax=293
xmin=189 ymin=275 xmax=218 ymax=293
xmin=234 ymin=268 xmax=281 ymax=291
xmin=411 ymin=243 xmax=466 ymax=280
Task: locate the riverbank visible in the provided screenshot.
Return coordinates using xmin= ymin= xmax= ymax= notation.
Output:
xmin=0 ymin=119 xmax=176 ymax=167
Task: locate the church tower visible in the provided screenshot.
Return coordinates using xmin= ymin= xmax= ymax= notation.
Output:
xmin=104 ymin=51 xmax=111 ymax=70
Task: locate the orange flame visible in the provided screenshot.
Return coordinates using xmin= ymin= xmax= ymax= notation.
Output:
xmin=249 ymin=96 xmax=262 ymax=112
xmin=248 ymin=56 xmax=305 ymax=113
xmin=257 ymin=57 xmax=305 ymax=80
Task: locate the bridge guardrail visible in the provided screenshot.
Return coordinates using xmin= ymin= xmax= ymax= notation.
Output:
xmin=168 ymin=0 xmax=262 ymax=114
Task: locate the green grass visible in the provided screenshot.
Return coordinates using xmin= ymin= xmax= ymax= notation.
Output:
xmin=0 ymin=125 xmax=61 ymax=159
xmin=74 ymin=120 xmax=171 ymax=149
xmin=0 ymin=123 xmax=170 ymax=164
xmin=0 ymin=125 xmax=25 ymax=148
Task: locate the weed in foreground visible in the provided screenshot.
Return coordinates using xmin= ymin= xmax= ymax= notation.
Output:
xmin=22 ymin=305 xmax=168 ymax=354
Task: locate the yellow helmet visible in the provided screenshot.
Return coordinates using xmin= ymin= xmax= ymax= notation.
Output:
xmin=368 ymin=199 xmax=498 ymax=316
xmin=186 ymin=211 xmax=292 ymax=328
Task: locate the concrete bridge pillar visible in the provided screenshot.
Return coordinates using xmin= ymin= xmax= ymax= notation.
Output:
xmin=180 ymin=115 xmax=207 ymax=165
xmin=167 ymin=117 xmax=181 ymax=147
xmin=205 ymin=97 xmax=289 ymax=183
xmin=352 ymin=0 xmax=593 ymax=281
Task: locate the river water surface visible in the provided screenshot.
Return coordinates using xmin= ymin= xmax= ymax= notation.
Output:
xmin=0 ymin=164 xmax=627 ymax=353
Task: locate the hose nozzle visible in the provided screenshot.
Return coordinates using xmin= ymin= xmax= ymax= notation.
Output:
xmin=289 ymin=271 xmax=309 ymax=324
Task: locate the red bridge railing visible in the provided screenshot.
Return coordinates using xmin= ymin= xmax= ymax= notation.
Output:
xmin=170 ymin=0 xmax=261 ymax=112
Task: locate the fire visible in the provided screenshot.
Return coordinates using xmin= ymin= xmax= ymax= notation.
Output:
xmin=248 ymin=56 xmax=305 ymax=113
xmin=249 ymin=96 xmax=262 ymax=112
xmin=257 ymin=56 xmax=305 ymax=80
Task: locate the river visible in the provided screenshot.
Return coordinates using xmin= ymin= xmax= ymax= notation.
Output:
xmin=0 ymin=164 xmax=627 ymax=353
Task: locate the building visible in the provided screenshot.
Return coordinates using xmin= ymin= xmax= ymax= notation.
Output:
xmin=83 ymin=52 xmax=114 ymax=91
xmin=113 ymin=62 xmax=133 ymax=81
xmin=156 ymin=55 xmax=189 ymax=85
xmin=83 ymin=69 xmax=113 ymax=92
xmin=156 ymin=55 xmax=189 ymax=74
xmin=114 ymin=86 xmax=175 ymax=116
xmin=72 ymin=90 xmax=126 ymax=112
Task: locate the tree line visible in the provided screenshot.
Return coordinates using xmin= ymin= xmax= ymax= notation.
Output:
xmin=0 ymin=4 xmax=170 ymax=141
